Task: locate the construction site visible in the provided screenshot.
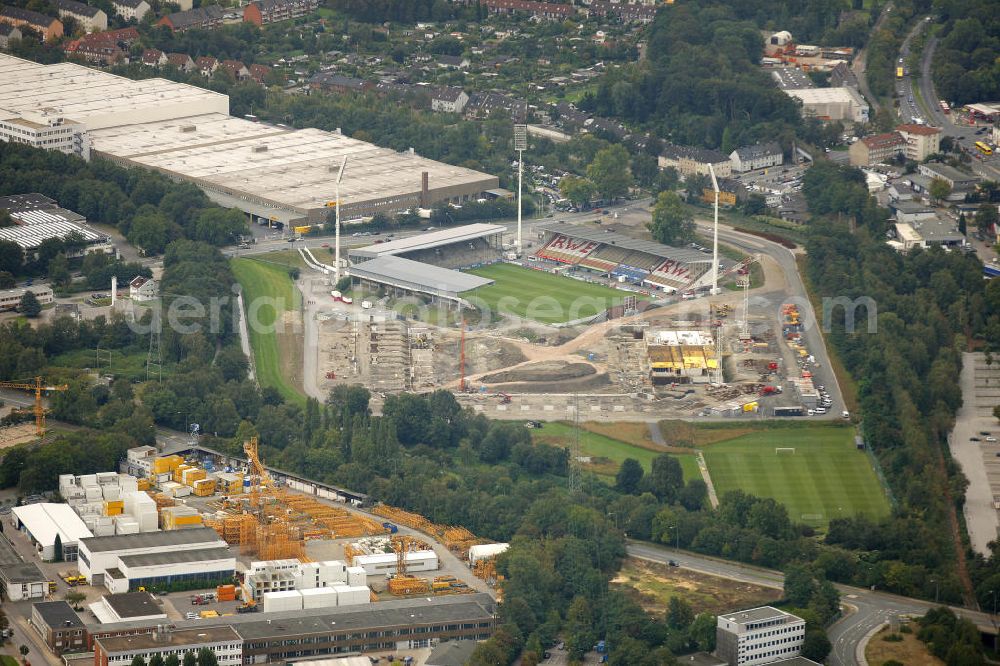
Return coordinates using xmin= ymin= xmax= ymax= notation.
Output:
xmin=302 ymin=247 xmax=831 ymax=421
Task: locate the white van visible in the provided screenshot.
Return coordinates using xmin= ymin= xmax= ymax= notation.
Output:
xmin=814 ymin=407 xmax=827 ymax=414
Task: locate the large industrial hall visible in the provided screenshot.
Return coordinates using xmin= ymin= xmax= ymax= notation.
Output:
xmin=0 ymin=54 xmax=499 ymax=225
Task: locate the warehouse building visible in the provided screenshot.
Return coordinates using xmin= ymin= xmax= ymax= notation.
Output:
xmin=105 ymin=547 xmax=236 ymax=593
xmin=785 ymin=87 xmax=869 ymax=123
xmin=77 ymin=526 xmax=230 ymax=586
xmin=10 ymin=503 xmax=94 ymax=562
xmin=0 ymin=193 xmax=114 ymax=258
xmin=95 ymin=626 xmax=243 ymax=666
xmin=351 ymin=551 xmax=439 ymax=576
xmin=0 ymin=284 xmax=54 ymax=311
xmin=0 ymin=55 xmax=498 ymax=225
xmin=91 ymin=592 xmax=168 ymax=624
xmin=0 ymin=561 xmax=49 ymax=601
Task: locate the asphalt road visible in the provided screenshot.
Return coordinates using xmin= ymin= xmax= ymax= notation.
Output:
xmin=895 ymin=18 xmax=929 ymax=124
xmin=627 ymin=541 xmax=999 ymax=666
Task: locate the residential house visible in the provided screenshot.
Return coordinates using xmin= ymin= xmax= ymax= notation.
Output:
xmin=701 ymin=178 xmax=746 ymax=207
xmin=729 ymin=142 xmax=783 ymax=172
xmin=478 ymin=0 xmax=575 ymax=19
xmin=829 ymin=61 xmax=859 ymax=89
xmin=308 ymin=72 xmax=370 ymax=93
xmin=129 ymin=277 xmax=158 ymax=302
xmin=658 ymin=144 xmax=732 ymax=180
xmin=895 ymin=124 xmax=941 ymax=161
xmin=81 ymin=26 xmax=138 ymax=46
xmin=110 ymin=0 xmax=150 ymax=21
xmin=0 ymin=22 xmax=22 ymax=47
xmin=436 ymin=54 xmax=469 ymax=69
xmin=166 ymin=52 xmax=195 ymax=72
xmin=243 ymin=0 xmax=317 ymax=26
xmin=430 ymin=86 xmax=469 ymax=114
xmin=220 ymin=59 xmax=249 ymax=80
xmin=587 ymin=0 xmax=656 ymax=23
xmin=465 ymin=91 xmax=526 ymax=120
xmin=64 ymin=39 xmax=125 ymax=64
xmin=51 ymin=0 xmax=107 ymax=32
xmin=0 ymin=6 xmax=63 ymax=41
xmin=248 ymin=63 xmax=271 ymax=84
xmin=157 ymin=5 xmax=224 ymax=31
xmin=140 ymin=48 xmax=166 ymax=67
xmin=195 ymin=56 xmax=218 ymax=76
xmin=848 ymin=132 xmax=906 ymax=167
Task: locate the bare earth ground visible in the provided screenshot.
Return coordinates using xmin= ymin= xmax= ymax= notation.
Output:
xmin=864 ymin=626 xmax=942 ymax=665
xmin=613 ymin=557 xmax=780 ymax=618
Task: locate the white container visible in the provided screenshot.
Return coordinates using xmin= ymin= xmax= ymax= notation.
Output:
xmin=300 ymin=587 xmax=338 ymax=609
xmin=102 ymin=486 xmax=121 ymax=501
xmin=156 ymin=473 xmax=171 ymax=484
xmin=85 ymin=487 xmax=102 ymax=500
xmin=468 ymin=543 xmax=509 ymax=564
xmin=94 ymin=523 xmax=115 ymax=537
xmin=96 ymin=472 xmax=118 ymax=485
xmin=332 ymin=585 xmax=369 ymax=606
xmin=261 ymin=590 xmax=303 ymax=613
xmin=80 ymin=474 xmax=98 ymax=487
xmin=59 ymin=474 xmax=76 ymax=488
xmin=173 ymin=485 xmax=191 ymax=498
xmin=346 ymin=566 xmax=366 ymax=587
xmin=83 ymin=516 xmax=98 ymax=530
xmin=138 ymin=512 xmax=158 ymax=532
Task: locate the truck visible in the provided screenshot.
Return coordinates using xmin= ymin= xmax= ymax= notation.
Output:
xmin=773 ymin=406 xmax=804 ymax=417
xmin=382 ymin=522 xmax=398 ymax=534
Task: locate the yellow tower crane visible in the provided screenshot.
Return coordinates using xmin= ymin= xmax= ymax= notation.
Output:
xmin=0 ymin=376 xmax=68 ymax=437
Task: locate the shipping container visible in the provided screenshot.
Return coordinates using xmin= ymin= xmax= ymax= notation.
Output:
xmin=331 ymin=585 xmax=370 ymax=606
xmin=300 ymin=587 xmax=338 ymax=609
xmin=261 ymin=590 xmax=303 ymax=613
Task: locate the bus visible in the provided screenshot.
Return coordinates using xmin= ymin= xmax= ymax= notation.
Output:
xmin=975 ymin=141 xmax=993 ymax=156
xmin=939 ymin=100 xmax=950 ymax=114
xmin=896 ymin=66 xmax=904 ymax=79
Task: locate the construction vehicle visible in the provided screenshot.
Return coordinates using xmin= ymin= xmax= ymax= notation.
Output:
xmin=0 ymin=377 xmax=69 ymax=437
xmin=236 ymin=602 xmax=259 ymax=614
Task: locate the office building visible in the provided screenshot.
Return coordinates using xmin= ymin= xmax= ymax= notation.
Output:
xmin=715 ymin=606 xmax=805 ymax=666
xmin=31 ymin=601 xmax=88 ymax=655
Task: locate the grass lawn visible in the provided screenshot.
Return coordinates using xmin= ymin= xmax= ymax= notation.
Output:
xmin=231 ymin=258 xmax=305 ymax=406
xmin=1 ymin=656 xmax=20 ymax=666
xmin=534 ymin=421 xmax=700 ymax=482
xmin=50 ymin=347 xmax=155 ymax=382
xmin=253 ymin=249 xmax=312 ymax=271
xmin=465 ymin=263 xmax=642 ymax=324
xmin=702 ymin=425 xmax=889 ymax=527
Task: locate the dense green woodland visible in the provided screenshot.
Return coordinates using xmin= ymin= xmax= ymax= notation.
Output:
xmin=931 ymin=0 xmax=1000 ymax=105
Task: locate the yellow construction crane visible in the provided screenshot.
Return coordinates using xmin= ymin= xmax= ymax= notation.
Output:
xmin=0 ymin=376 xmax=68 ymax=437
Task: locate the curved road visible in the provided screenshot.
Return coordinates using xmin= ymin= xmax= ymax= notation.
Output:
xmin=627 ymin=541 xmax=998 ymax=666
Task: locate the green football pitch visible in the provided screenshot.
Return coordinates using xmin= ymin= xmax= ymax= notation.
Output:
xmin=465 ymin=263 xmax=641 ymax=324
xmin=702 ymin=426 xmax=890 ymax=527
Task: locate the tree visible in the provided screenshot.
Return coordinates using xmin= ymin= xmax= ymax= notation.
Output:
xmin=130 ymin=657 xmax=146 ymax=666
xmin=64 ymin=590 xmax=86 ymax=607
xmin=0 ymin=239 xmax=23 ymax=275
xmin=615 ymin=458 xmax=644 ymax=494
xmin=958 ymin=213 xmax=967 ymax=236
xmin=53 ymin=532 xmax=63 ymax=562
xmin=193 ymin=208 xmax=248 ymax=246
xmin=667 ymin=596 xmax=694 ymax=630
xmin=648 ymin=190 xmax=694 ymax=245
xmin=48 ymin=253 xmax=70 ymax=287
xmin=165 ymin=656 xmax=180 ymax=666
xmin=19 ymin=645 xmax=29 ymax=660
xmin=646 ymin=454 xmax=684 ymax=502
xmin=929 ymin=177 xmax=952 ymax=202
xmin=783 ymin=564 xmax=816 ymax=607
xmin=559 ymin=175 xmax=596 ymax=208
xmin=19 ymin=290 xmax=41 ymax=318
xmin=196 ymin=647 xmax=218 ymax=666
xmin=586 ymin=145 xmax=633 ymax=200
xmin=977 ymin=203 xmax=998 ymax=232
xmin=128 ymin=209 xmax=183 ymax=256
xmin=182 ymin=653 xmax=197 ymax=666
xmin=149 ymin=655 xmax=165 ymax=666
xmin=801 ymin=629 xmax=831 ymax=661
xmin=0 ymin=271 xmax=14 ymax=288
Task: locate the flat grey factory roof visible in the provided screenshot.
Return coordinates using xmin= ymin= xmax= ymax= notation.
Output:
xmin=0 ymin=533 xmax=22 ymax=566
xmin=34 ymin=601 xmax=85 ymax=628
xmin=80 ymin=526 xmax=224 ymax=552
xmin=0 ymin=561 xmax=46 ymax=583
xmin=86 ymin=593 xmax=496 ymax=634
xmin=96 ymin=627 xmax=239 ymax=653
xmin=350 ymin=255 xmax=494 ymax=294
xmin=118 ymin=547 xmax=234 ymax=568
xmin=537 ymin=222 xmax=713 ymax=264
xmin=233 ymin=597 xmax=495 ymax=640
xmin=350 ymin=224 xmax=505 ymax=259
xmin=104 ymin=592 xmax=164 ymax=619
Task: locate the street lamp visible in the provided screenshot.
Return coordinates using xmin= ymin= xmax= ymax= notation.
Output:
xmin=514 ymin=123 xmax=527 ymax=255
xmin=707 ymin=163 xmax=720 ymax=296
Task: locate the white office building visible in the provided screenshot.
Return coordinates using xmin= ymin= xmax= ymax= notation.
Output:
xmin=715 ymin=606 xmax=805 ymax=666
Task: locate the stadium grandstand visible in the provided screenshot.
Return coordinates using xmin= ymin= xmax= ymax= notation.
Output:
xmin=533 ymin=223 xmax=714 ymax=292
xmin=349 ymin=224 xmax=504 ymax=270
xmin=349 ymin=255 xmax=494 ymax=308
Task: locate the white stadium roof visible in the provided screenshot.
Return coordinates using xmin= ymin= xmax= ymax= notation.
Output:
xmin=12 ymin=503 xmax=93 ymax=547
xmin=350 ymin=255 xmax=494 ymax=300
xmin=350 ymin=224 xmax=505 ymax=260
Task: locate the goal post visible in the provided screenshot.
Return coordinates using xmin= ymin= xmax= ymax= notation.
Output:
xmin=775 ymin=447 xmax=796 ymax=454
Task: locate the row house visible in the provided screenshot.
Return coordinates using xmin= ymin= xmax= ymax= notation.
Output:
xmin=0 ymin=5 xmax=63 ymax=41
xmin=51 ymin=0 xmax=106 ymax=32
xmin=243 ymin=0 xmax=317 ymax=26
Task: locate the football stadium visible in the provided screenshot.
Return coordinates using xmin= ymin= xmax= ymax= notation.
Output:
xmin=532 ymin=222 xmax=716 ymax=292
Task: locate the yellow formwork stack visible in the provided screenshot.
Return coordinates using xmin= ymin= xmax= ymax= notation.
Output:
xmin=152 ymin=455 xmax=184 ymax=475
xmin=193 ymin=478 xmax=216 ymax=497
xmin=137 ymin=478 xmax=151 ymax=491
xmin=103 ymin=500 xmax=124 ymax=516
xmin=161 ymin=505 xmax=203 ymax=530
xmin=173 ymin=464 xmax=191 ymax=483
xmin=182 ymin=467 xmax=206 ymax=486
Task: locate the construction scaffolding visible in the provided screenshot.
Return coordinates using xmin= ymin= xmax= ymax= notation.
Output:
xmin=372 ymin=505 xmax=485 ymax=556
xmin=387 ymin=535 xmax=431 ymax=595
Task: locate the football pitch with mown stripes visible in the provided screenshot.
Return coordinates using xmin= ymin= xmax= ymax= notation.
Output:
xmin=702 ymin=425 xmax=890 ymax=527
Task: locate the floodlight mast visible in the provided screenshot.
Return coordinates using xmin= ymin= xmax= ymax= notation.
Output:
xmin=514 ymin=123 xmax=528 ymax=255
xmin=707 ymin=163 xmax=720 ymax=295
xmin=334 ymin=156 xmax=347 ymax=283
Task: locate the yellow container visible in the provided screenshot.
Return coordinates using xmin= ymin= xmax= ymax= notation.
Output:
xmin=193 ymin=479 xmax=216 ymax=497
xmin=183 ymin=468 xmax=206 ymax=486
xmin=175 ymin=514 xmax=203 ymax=525
xmin=173 ymin=464 xmax=190 ymax=483
xmin=137 ymin=478 xmax=151 ymax=491
xmin=153 ymin=455 xmax=183 ymax=474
